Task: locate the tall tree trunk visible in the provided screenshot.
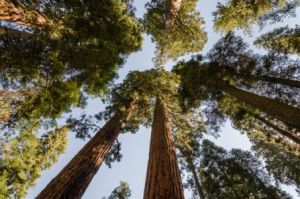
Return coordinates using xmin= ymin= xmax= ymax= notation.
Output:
xmin=259 ymin=75 xmax=300 ymax=89
xmin=0 ymin=26 xmax=30 ymax=38
xmin=223 ymin=66 xmax=300 ymax=88
xmin=251 ymin=112 xmax=300 ymax=145
xmin=0 ymin=0 xmax=47 ymax=27
xmin=165 ymin=0 xmax=182 ymax=29
xmin=144 ymin=97 xmax=184 ymax=199
xmin=36 ymin=104 xmax=134 ymax=199
xmin=185 ymin=153 xmax=205 ymax=199
xmin=218 ymin=83 xmax=300 ymax=130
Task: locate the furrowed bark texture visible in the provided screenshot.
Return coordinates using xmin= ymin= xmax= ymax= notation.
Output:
xmin=219 ymin=83 xmax=300 ymax=130
xmin=36 ymin=113 xmax=130 ymax=199
xmin=144 ymin=97 xmax=184 ymax=199
xmin=165 ymin=0 xmax=182 ymax=29
xmin=0 ymin=0 xmax=47 ymax=27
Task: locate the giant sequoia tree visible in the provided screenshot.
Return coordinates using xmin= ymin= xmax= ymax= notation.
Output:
xmin=173 ymin=33 xmax=300 ymax=130
xmin=213 ymin=0 xmax=287 ymax=32
xmin=0 ymin=0 xmax=142 ymax=138
xmin=143 ymin=0 xmax=207 ymax=64
xmin=37 ymin=69 xmax=185 ymax=198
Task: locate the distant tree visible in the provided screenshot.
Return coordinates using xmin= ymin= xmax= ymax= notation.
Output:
xmin=143 ymin=0 xmax=207 ymax=65
xmin=255 ymin=26 xmax=300 ymax=55
xmin=216 ymin=95 xmax=300 ymax=146
xmin=102 ymin=181 xmax=131 ymax=199
xmin=0 ymin=126 xmax=68 ymax=198
xmin=175 ymin=120 xmax=206 ymax=198
xmin=199 ymin=139 xmax=291 ymax=199
xmin=258 ymin=0 xmax=300 ymax=26
xmin=251 ymin=139 xmax=300 ymax=194
xmin=213 ymin=0 xmax=287 ymax=32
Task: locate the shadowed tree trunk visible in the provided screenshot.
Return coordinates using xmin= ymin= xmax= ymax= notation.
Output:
xmin=258 ymin=75 xmax=300 ymax=89
xmin=0 ymin=26 xmax=31 ymax=38
xmin=36 ymin=103 xmax=134 ymax=199
xmin=0 ymin=0 xmax=47 ymax=27
xmin=251 ymin=112 xmax=300 ymax=145
xmin=165 ymin=0 xmax=182 ymax=29
xmin=144 ymin=97 xmax=184 ymax=199
xmin=217 ymin=82 xmax=300 ymax=130
xmin=185 ymin=153 xmax=205 ymax=199
xmin=222 ymin=66 xmax=300 ymax=88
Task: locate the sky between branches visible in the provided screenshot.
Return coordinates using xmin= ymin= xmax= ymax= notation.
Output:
xmin=26 ymin=0 xmax=300 ymax=198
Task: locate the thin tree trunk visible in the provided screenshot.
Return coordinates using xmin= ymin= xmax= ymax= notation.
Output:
xmin=251 ymin=113 xmax=300 ymax=145
xmin=36 ymin=104 xmax=134 ymax=199
xmin=218 ymin=83 xmax=300 ymax=130
xmin=144 ymin=97 xmax=184 ymax=199
xmin=0 ymin=26 xmax=31 ymax=38
xmin=185 ymin=153 xmax=205 ymax=199
xmin=165 ymin=0 xmax=183 ymax=29
xmin=223 ymin=66 xmax=300 ymax=88
xmin=260 ymin=75 xmax=300 ymax=89
xmin=0 ymin=0 xmax=47 ymax=27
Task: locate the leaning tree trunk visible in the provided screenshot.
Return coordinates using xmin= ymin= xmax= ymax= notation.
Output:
xmin=0 ymin=26 xmax=30 ymax=38
xmin=0 ymin=0 xmax=47 ymax=27
xmin=251 ymin=113 xmax=300 ymax=145
xmin=224 ymin=66 xmax=300 ymax=89
xmin=218 ymin=83 xmax=300 ymax=130
xmin=165 ymin=0 xmax=183 ymax=29
xmin=144 ymin=97 xmax=184 ymax=199
xmin=259 ymin=75 xmax=300 ymax=89
xmin=36 ymin=104 xmax=134 ymax=199
xmin=185 ymin=153 xmax=205 ymax=199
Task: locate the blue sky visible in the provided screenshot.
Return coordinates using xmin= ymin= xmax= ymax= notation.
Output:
xmin=26 ymin=1 xmax=300 ymax=198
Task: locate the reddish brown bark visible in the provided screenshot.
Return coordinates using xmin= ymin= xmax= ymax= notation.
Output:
xmin=144 ymin=97 xmax=184 ymax=199
xmin=36 ymin=105 xmax=134 ymax=199
xmin=0 ymin=0 xmax=47 ymax=27
xmin=218 ymin=83 xmax=300 ymax=130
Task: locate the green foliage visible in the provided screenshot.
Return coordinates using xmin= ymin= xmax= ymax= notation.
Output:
xmin=143 ymin=0 xmax=207 ymax=65
xmin=102 ymin=181 xmax=131 ymax=199
xmin=252 ymin=139 xmax=300 ymax=191
xmin=199 ymin=139 xmax=291 ymax=199
xmin=255 ymin=26 xmax=300 ymax=55
xmin=102 ymin=69 xmax=181 ymax=133
xmin=0 ymin=126 xmax=68 ymax=199
xmin=258 ymin=0 xmax=300 ymax=26
xmin=0 ymin=0 xmax=143 ymax=133
xmin=213 ymin=0 xmax=286 ymax=32
xmin=173 ymin=33 xmax=300 ymax=133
